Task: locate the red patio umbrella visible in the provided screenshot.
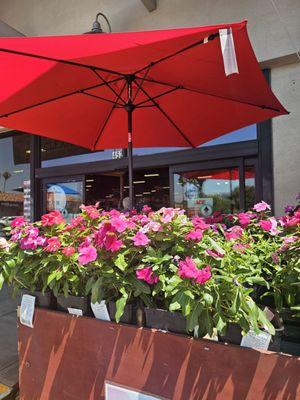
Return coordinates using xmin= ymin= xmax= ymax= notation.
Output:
xmin=0 ymin=20 xmax=287 ymax=207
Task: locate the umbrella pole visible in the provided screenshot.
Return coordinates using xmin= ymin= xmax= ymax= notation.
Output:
xmin=126 ymin=76 xmax=135 ymax=209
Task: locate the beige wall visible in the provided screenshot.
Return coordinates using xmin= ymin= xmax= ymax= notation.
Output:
xmin=0 ymin=0 xmax=299 ymax=213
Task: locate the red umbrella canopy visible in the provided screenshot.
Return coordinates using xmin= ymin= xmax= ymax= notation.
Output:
xmin=0 ymin=20 xmax=287 ymax=150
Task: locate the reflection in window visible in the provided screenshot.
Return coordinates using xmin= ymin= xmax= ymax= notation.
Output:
xmin=0 ymin=134 xmax=30 ymax=227
xmin=174 ymin=168 xmax=240 ymax=218
xmin=245 ymin=166 xmax=256 ymax=210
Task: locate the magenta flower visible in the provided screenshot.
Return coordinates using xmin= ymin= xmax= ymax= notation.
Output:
xmin=25 ymin=226 xmax=39 ymax=238
xmin=136 ymin=267 xmax=158 ymax=285
xmin=78 ymin=245 xmax=97 ymax=265
xmin=185 ymin=229 xmax=203 ymax=242
xmin=80 ymin=204 xmax=100 ymax=219
xmin=285 ymin=205 xmax=295 ymax=214
xmin=20 ymin=236 xmax=38 ymax=250
xmin=178 ymin=257 xmax=198 ymax=279
xmin=104 ymin=233 xmax=123 ymax=252
xmin=206 ymin=249 xmax=224 ymax=258
xmin=192 ymin=217 xmax=210 ymax=230
xmin=41 ymin=210 xmax=65 ymax=226
xmin=11 ymin=216 xmax=26 ymax=228
xmin=142 ymin=205 xmax=152 ymax=214
xmin=259 ymin=220 xmax=272 ymax=232
xmin=195 ymin=265 xmax=212 ymax=284
xmin=253 ymin=201 xmax=271 ymax=212
xmin=237 ymin=212 xmax=252 ymax=227
xmin=62 ymin=246 xmax=76 ymax=256
xmin=225 ymin=226 xmax=244 ymax=241
xmin=36 ymin=236 xmax=47 ymax=247
xmin=44 ymin=237 xmax=61 ymax=252
xmin=132 ymin=231 xmax=150 ymax=246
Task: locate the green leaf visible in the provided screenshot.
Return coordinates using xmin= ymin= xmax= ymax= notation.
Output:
xmin=115 ymin=254 xmax=127 ymax=271
xmin=91 ymin=277 xmax=103 ymax=304
xmin=0 ymin=273 xmax=4 ymax=290
xmin=47 ymin=271 xmax=58 ymax=285
xmin=128 ymin=276 xmax=151 ymax=294
xmin=258 ymin=308 xmax=275 ymax=335
xmin=115 ymin=293 xmax=128 ymax=323
xmin=187 ymin=302 xmax=202 ymax=332
xmin=203 ymin=293 xmax=213 ymax=306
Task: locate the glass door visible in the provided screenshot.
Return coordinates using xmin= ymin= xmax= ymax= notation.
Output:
xmin=42 ymin=176 xmax=84 ymax=222
xmin=171 ymin=160 xmax=256 ymax=218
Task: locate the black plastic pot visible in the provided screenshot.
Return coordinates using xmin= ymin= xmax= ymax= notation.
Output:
xmin=107 ymin=301 xmax=133 ymax=324
xmin=218 ymin=323 xmax=284 ymax=352
xmin=19 ymin=289 xmax=54 ymax=309
xmin=56 ymin=294 xmax=91 ymax=316
xmin=145 ymin=308 xmax=187 ymax=335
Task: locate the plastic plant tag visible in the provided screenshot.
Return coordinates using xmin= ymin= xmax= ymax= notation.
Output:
xmin=105 ymin=382 xmax=162 ymax=399
xmin=20 ymin=294 xmax=36 ymax=328
xmin=67 ymin=307 xmax=83 ymax=316
xmin=241 ymin=330 xmax=271 ymax=351
xmin=263 ymin=307 xmax=275 ymax=321
xmin=219 ymin=27 xmax=239 ymax=76
xmin=91 ymin=300 xmax=110 ymax=321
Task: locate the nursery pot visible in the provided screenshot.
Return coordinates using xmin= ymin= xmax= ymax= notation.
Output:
xmin=145 ymin=308 xmax=187 ymax=335
xmin=56 ymin=294 xmax=91 ymax=316
xmin=218 ymin=323 xmax=284 ymax=352
xmin=107 ymin=301 xmax=133 ymax=324
xmin=19 ymin=289 xmax=54 ymax=309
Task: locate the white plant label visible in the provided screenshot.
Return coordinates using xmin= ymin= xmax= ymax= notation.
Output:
xmin=105 ymin=382 xmax=162 ymax=399
xmin=91 ymin=300 xmax=110 ymax=321
xmin=241 ymin=330 xmax=271 ymax=351
xmin=67 ymin=307 xmax=83 ymax=316
xmin=263 ymin=307 xmax=275 ymax=321
xmin=20 ymin=294 xmax=36 ymax=328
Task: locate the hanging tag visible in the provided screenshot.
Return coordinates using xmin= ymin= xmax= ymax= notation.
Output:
xmin=67 ymin=307 xmax=83 ymax=316
xmin=241 ymin=330 xmax=271 ymax=351
xmin=20 ymin=294 xmax=36 ymax=328
xmin=91 ymin=300 xmax=111 ymax=321
xmin=219 ymin=28 xmax=239 ymax=76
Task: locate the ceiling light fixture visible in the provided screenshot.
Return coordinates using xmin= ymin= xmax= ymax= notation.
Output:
xmin=144 ymin=173 xmax=159 ymax=177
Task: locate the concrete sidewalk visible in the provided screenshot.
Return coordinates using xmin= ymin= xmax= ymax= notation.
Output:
xmin=0 ymin=284 xmax=18 ymax=393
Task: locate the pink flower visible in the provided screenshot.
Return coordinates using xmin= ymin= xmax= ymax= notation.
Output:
xmin=11 ymin=216 xmax=26 ymax=228
xmin=206 ymin=249 xmax=224 ymax=258
xmin=185 ymin=229 xmax=203 ymax=242
xmin=132 ymin=231 xmax=150 ymax=246
xmin=25 ymin=226 xmax=39 ymax=238
xmin=238 ymin=212 xmax=252 ymax=227
xmin=254 ymin=201 xmax=271 ymax=212
xmin=62 ymin=246 xmax=76 ymax=256
xmin=283 ymin=236 xmax=298 ymax=244
xmin=259 ymin=220 xmax=272 ymax=232
xmin=80 ymin=205 xmax=100 ymax=220
xmin=225 ymin=226 xmax=244 ymax=241
xmin=192 ymin=217 xmax=210 ymax=231
xmin=110 ymin=216 xmax=128 ymax=233
xmin=160 ymin=207 xmax=176 ymax=223
xmin=103 ymin=232 xmax=123 ymax=252
xmin=136 ymin=267 xmax=158 ymax=285
xmin=78 ymin=245 xmax=97 ymax=265
xmin=19 ymin=236 xmax=37 ymax=250
xmin=41 ymin=210 xmax=65 ymax=226
xmin=272 ymin=253 xmax=279 ymax=264
xmin=178 ymin=257 xmax=198 ymax=279
xmin=36 ymin=236 xmax=47 ymax=247
xmin=195 ymin=265 xmax=212 ymax=285
xmin=142 ymin=205 xmax=152 ymax=214
xmin=146 ymin=221 xmax=162 ymax=232
xmin=44 ymin=237 xmax=61 ymax=252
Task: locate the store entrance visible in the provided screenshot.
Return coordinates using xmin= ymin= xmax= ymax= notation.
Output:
xmin=42 ymin=167 xmax=170 ymax=220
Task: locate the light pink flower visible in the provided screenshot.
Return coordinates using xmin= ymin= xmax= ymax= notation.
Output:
xmin=62 ymin=246 xmax=76 ymax=256
xmin=206 ymin=249 xmax=224 ymax=258
xmin=36 ymin=236 xmax=47 ymax=247
xmin=44 ymin=237 xmax=61 ymax=252
xmin=80 ymin=205 xmax=100 ymax=220
xmin=132 ymin=231 xmax=150 ymax=246
xmin=78 ymin=245 xmax=97 ymax=265
xmin=136 ymin=267 xmax=158 ymax=285
xmin=253 ymin=201 xmax=271 ymax=212
xmin=146 ymin=221 xmax=162 ymax=232
xmin=110 ymin=216 xmax=128 ymax=233
xmin=160 ymin=207 xmax=176 ymax=223
xmin=185 ymin=229 xmax=203 ymax=242
xmin=283 ymin=236 xmax=298 ymax=244
xmin=11 ymin=216 xmax=26 ymax=228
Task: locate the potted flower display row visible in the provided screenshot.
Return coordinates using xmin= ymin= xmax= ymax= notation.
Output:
xmin=0 ymin=198 xmax=299 ymax=353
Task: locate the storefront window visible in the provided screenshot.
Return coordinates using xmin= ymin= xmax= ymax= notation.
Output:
xmin=174 ymin=168 xmax=240 ymax=218
xmin=0 ymin=134 xmax=30 ymax=229
xmin=245 ymin=166 xmax=256 ymax=210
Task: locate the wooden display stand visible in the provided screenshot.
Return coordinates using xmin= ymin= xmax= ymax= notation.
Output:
xmin=18 ymin=309 xmax=300 ymax=400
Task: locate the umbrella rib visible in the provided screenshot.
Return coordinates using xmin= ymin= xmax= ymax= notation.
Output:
xmin=80 ymin=91 xmax=125 ymax=107
xmin=92 ymin=69 xmax=126 ymax=105
xmin=135 ymin=85 xmax=181 ymax=107
xmin=134 ymin=80 xmax=195 ymax=148
xmin=0 ymin=46 xmax=124 ymax=77
xmin=136 ymin=77 xmax=282 ymax=113
xmin=134 ymin=32 xmax=219 ymax=75
xmin=92 ymin=81 xmax=127 ymax=150
xmin=0 ymin=77 xmax=123 ymax=119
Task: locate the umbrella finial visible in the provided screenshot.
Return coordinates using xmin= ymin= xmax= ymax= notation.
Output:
xmin=86 ymin=12 xmax=112 ymax=34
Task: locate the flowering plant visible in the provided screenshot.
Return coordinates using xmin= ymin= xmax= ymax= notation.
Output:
xmin=0 ymin=199 xmax=299 ymax=335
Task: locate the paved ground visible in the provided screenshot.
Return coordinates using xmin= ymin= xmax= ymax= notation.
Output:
xmin=0 ymin=284 xmax=19 ymax=393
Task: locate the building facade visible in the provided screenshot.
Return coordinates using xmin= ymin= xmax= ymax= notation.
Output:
xmin=0 ymin=0 xmax=299 ymax=226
